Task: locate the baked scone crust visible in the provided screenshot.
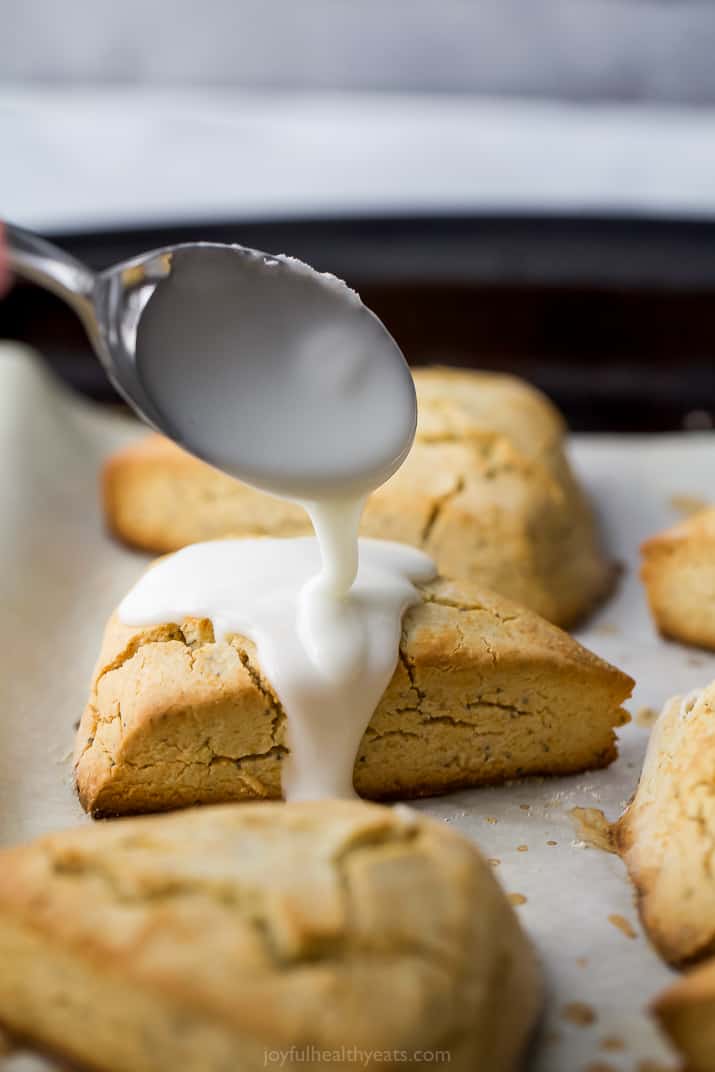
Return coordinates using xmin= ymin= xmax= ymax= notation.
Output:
xmin=75 ymin=574 xmax=632 ymax=817
xmin=616 ymin=683 xmax=715 ymax=966
xmin=0 ymin=801 xmax=542 ymax=1072
xmin=103 ymin=368 xmax=614 ymax=627
xmin=653 ymin=957 xmax=715 ymax=1072
xmin=641 ymin=506 xmax=715 ymax=650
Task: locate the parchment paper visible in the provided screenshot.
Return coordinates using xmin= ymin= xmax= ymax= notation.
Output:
xmin=3 ymin=341 xmax=715 ymax=1071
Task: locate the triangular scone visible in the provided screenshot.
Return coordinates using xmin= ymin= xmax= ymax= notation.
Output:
xmin=641 ymin=506 xmax=715 ymax=650
xmin=653 ymin=956 xmax=715 ymax=1072
xmin=103 ymin=367 xmax=614 ymax=627
xmin=0 ymin=801 xmax=541 ymax=1072
xmin=616 ymin=683 xmax=715 ymax=966
xmin=75 ymin=577 xmax=632 ymax=817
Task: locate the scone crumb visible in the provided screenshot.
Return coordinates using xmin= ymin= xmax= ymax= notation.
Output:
xmin=547 ymin=840 xmax=558 ymax=846
xmin=561 ymin=1001 xmax=596 ymax=1026
xmin=488 ymin=858 xmax=501 ymax=867
xmin=670 ymin=493 xmax=708 ymax=517
xmin=508 ymin=892 xmax=527 ymax=906
xmin=484 ymin=816 xmax=498 ymax=825
xmin=635 ymin=706 xmax=658 ymax=729
xmin=516 ymin=844 xmax=529 ymax=852
xmin=599 ymin=1035 xmax=624 ymax=1052
xmin=569 ymin=807 xmax=616 ymax=854
xmin=519 ymin=803 xmax=531 ymax=811
xmin=607 ymin=914 xmax=637 ymax=940
xmin=592 ymin=622 xmax=620 ymax=636
xmin=576 ymin=956 xmax=588 ymax=967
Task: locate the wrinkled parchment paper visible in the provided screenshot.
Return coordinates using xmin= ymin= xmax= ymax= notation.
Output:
xmin=2 ymin=341 xmax=715 ymax=1071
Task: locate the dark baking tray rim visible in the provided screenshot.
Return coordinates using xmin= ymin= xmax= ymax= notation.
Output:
xmin=42 ymin=211 xmax=715 ymax=291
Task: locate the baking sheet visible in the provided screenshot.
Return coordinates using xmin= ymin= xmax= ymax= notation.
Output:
xmin=2 ymin=342 xmax=715 ymax=1071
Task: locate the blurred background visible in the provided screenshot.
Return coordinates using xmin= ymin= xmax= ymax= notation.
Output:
xmin=3 ymin=0 xmax=715 ymax=430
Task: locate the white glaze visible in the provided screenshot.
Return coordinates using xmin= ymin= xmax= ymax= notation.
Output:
xmin=119 ymin=538 xmax=435 ymax=800
xmin=121 ymin=247 xmax=429 ymax=799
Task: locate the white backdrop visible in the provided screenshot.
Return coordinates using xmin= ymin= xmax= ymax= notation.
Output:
xmin=5 ymin=89 xmax=715 ymax=232
xmin=3 ymin=0 xmax=715 ymax=103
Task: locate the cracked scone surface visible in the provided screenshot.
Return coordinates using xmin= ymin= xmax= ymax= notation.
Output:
xmin=0 ymin=800 xmax=542 ymax=1072
xmin=616 ymin=682 xmax=715 ymax=966
xmin=103 ymin=367 xmax=614 ymax=626
xmin=641 ymin=506 xmax=715 ymax=650
xmin=75 ymin=575 xmax=632 ymax=817
xmin=653 ymin=956 xmax=715 ymax=1072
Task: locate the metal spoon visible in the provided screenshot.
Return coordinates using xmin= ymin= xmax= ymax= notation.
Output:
xmin=5 ymin=223 xmax=416 ymax=499
xmin=7 ymin=221 xmax=196 ymax=432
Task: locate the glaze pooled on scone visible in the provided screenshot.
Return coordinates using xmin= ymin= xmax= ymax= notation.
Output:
xmin=120 ymin=252 xmax=433 ymax=799
xmin=119 ymin=539 xmax=434 ymax=800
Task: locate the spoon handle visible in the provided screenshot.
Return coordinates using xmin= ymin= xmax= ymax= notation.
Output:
xmin=5 ymin=222 xmax=97 ymax=329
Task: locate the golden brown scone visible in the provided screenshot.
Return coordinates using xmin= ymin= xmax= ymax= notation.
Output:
xmin=615 ymin=682 xmax=715 ymax=966
xmin=103 ymin=367 xmax=614 ymax=627
xmin=0 ymin=800 xmax=542 ymax=1072
xmin=653 ymin=957 xmax=715 ymax=1072
xmin=75 ymin=574 xmax=632 ymax=817
xmin=641 ymin=506 xmax=715 ymax=650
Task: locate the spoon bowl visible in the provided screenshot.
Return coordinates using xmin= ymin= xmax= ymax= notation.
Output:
xmin=6 ymin=224 xmax=416 ymax=499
